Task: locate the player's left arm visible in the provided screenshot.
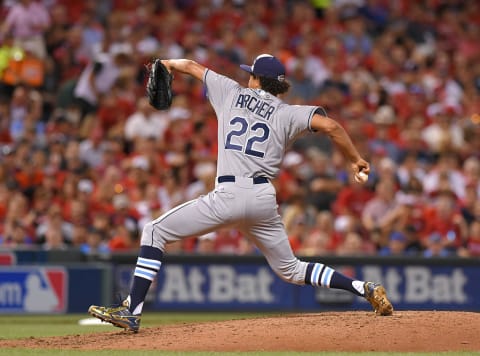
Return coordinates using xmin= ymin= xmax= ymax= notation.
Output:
xmin=311 ymin=114 xmax=369 ymax=175
xmin=161 ymin=59 xmax=206 ymax=82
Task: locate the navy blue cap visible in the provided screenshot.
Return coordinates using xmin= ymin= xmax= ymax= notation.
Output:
xmin=240 ymin=54 xmax=286 ymax=81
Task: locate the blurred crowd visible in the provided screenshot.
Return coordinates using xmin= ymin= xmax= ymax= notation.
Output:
xmin=0 ymin=0 xmax=479 ymax=259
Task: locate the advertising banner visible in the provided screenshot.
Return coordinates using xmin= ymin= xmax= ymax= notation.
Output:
xmin=150 ymin=262 xmax=480 ymax=312
xmin=299 ymin=264 xmax=480 ymax=311
xmin=155 ymin=264 xmax=292 ymax=310
xmin=0 ymin=267 xmax=67 ymax=313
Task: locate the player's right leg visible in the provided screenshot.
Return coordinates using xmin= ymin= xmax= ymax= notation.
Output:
xmin=244 ymin=218 xmax=393 ymax=316
xmin=89 ymin=191 xmax=234 ymax=331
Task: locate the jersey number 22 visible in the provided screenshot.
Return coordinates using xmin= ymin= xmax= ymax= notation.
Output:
xmin=225 ymin=116 xmax=269 ymax=158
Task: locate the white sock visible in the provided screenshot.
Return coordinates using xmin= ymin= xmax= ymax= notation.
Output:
xmin=352 ymin=280 xmax=365 ymax=296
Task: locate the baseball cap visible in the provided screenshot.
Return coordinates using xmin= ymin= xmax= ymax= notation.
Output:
xmin=240 ymin=54 xmax=286 ymax=81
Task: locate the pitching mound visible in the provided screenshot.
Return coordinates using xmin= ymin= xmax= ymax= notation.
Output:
xmin=2 ymin=311 xmax=479 ymax=352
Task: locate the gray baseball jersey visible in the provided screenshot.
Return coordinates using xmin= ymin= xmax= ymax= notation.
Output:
xmin=205 ymin=69 xmax=318 ymax=179
xmin=141 ymin=69 xmax=321 ymax=285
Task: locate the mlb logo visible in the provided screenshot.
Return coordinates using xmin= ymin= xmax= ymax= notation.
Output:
xmin=0 ymin=267 xmax=67 ymax=313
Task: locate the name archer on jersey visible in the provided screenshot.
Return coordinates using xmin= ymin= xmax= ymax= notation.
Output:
xmin=235 ymin=94 xmax=275 ymax=120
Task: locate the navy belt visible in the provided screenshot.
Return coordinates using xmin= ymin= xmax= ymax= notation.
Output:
xmin=217 ymin=175 xmax=269 ymax=184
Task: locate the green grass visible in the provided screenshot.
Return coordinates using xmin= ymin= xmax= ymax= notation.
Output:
xmin=0 ymin=312 xmax=272 ymax=339
xmin=0 ymin=314 xmax=478 ymax=356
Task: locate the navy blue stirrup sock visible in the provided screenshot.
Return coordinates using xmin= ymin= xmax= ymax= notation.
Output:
xmin=128 ymin=245 xmax=163 ymax=314
xmin=304 ymin=262 xmax=364 ymax=296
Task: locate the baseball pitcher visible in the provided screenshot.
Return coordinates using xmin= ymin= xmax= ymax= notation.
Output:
xmin=89 ymin=54 xmax=393 ymax=332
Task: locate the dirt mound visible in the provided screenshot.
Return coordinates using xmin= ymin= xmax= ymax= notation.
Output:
xmin=2 ymin=311 xmax=479 ymax=352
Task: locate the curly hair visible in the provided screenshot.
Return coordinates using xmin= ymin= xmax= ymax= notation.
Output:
xmin=257 ymin=75 xmax=291 ymax=96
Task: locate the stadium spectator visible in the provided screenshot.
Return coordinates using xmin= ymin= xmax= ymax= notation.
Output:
xmin=333 ymin=174 xmax=374 ymax=221
xmin=194 ymin=232 xmax=217 ymax=254
xmin=378 ymin=231 xmax=417 ymax=257
xmin=78 ymin=122 xmax=107 ymax=169
xmin=286 ymin=40 xmax=330 ymax=92
xmin=340 ymin=6 xmax=373 ymax=58
xmin=305 ymin=147 xmax=343 ymax=212
xmin=0 ymin=0 xmax=50 ymax=60
xmin=0 ymin=33 xmax=46 ymax=92
xmin=36 ymin=203 xmax=71 ymax=245
xmin=369 ymin=156 xmax=399 ymax=188
xmin=8 ymin=85 xmax=43 ymax=142
xmin=73 ymin=47 xmax=133 ymax=118
xmin=283 ymin=191 xmax=314 ymax=253
xmin=275 ymin=150 xmax=305 ymax=206
xmin=421 ymin=191 xmax=469 ymax=253
xmin=156 ymin=168 xmax=187 ymax=214
xmin=460 ymin=183 xmax=479 ymax=226
xmin=124 ymin=97 xmax=169 ymax=142
xmin=3 ymin=191 xmax=31 ymax=240
xmin=459 ymin=156 xmax=480 ymax=199
xmin=361 ymin=178 xmax=399 ymax=248
xmin=0 ymin=0 xmax=478 ymax=259
xmin=462 ymin=220 xmax=480 ymax=257
xmin=185 ymin=117 xmax=217 ymax=165
xmin=80 ymin=227 xmax=110 ymax=257
xmin=395 ymin=151 xmax=426 ymax=189
xmin=336 ymin=231 xmax=373 ymax=256
xmin=368 ymin=105 xmax=402 ymax=163
xmin=185 ymin=161 xmax=216 ymax=200
xmin=286 ymin=59 xmax=318 ymax=103
xmin=41 ymin=227 xmax=68 ymax=251
xmin=422 ymin=152 xmax=464 ymax=199
xmin=299 ymin=211 xmax=338 ymax=256
xmin=111 ymin=193 xmax=140 ymax=240
xmin=423 ymin=232 xmax=452 ymax=258
xmin=422 ymin=103 xmax=465 ymax=155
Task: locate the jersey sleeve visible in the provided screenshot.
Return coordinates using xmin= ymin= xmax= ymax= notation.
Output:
xmin=204 ymin=69 xmax=241 ymax=111
xmin=286 ymin=105 xmax=320 ymax=141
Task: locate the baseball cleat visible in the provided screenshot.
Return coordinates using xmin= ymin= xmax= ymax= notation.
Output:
xmin=364 ymin=282 xmax=393 ymax=316
xmin=88 ymin=300 xmax=141 ymax=332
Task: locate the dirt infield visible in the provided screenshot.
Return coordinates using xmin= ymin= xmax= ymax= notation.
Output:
xmin=2 ymin=311 xmax=479 ymax=352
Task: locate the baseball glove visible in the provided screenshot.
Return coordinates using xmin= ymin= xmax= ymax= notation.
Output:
xmin=146 ymin=59 xmax=173 ymax=110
